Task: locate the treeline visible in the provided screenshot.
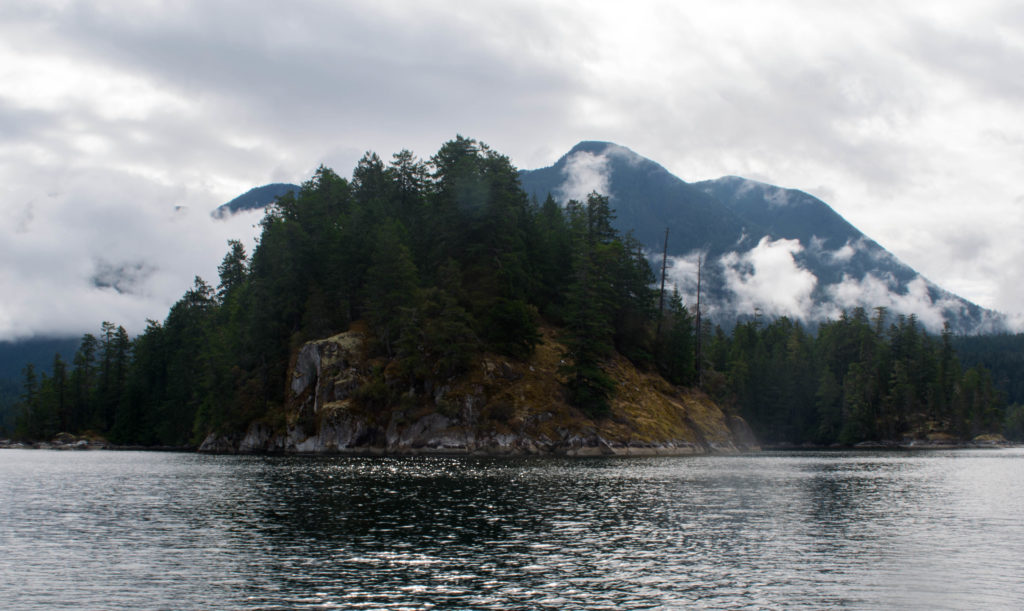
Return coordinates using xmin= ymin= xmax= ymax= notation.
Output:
xmin=3 ymin=137 xmax=1015 ymax=446
xmin=11 ymin=323 xmax=130 ymax=442
xmin=952 ymin=333 xmax=1024 ymax=406
xmin=704 ymin=309 xmax=1016 ymax=444
xmin=6 ymin=137 xmax=691 ymax=445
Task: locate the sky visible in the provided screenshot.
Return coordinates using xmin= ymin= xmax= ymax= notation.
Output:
xmin=2 ymin=0 xmax=1023 ymax=341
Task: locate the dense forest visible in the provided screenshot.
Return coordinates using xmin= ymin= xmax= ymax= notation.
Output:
xmin=2 ymin=137 xmax=1019 ymax=446
xmin=703 ymin=312 xmax=1016 ymax=444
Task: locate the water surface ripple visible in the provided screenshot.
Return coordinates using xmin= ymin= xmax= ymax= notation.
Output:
xmin=2 ymin=449 xmax=1023 ymax=609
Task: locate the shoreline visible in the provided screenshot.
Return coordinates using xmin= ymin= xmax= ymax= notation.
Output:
xmin=1 ymin=437 xmax=1017 ymax=455
xmin=0 ymin=439 xmax=740 ymax=456
xmin=761 ymin=440 xmax=1016 ymax=451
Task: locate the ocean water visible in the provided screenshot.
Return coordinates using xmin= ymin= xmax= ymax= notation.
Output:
xmin=2 ymin=448 xmax=1023 ymax=609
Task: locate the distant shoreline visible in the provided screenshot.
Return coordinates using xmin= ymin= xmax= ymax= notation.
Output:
xmin=2 ymin=437 xmax=1017 ymax=455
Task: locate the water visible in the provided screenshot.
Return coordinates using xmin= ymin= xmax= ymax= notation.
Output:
xmin=2 ymin=449 xmax=1023 ymax=609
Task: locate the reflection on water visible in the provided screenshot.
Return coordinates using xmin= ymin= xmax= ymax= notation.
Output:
xmin=2 ymin=449 xmax=1023 ymax=609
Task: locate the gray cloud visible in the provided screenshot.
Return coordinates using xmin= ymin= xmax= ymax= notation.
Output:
xmin=91 ymin=260 xmax=157 ymax=295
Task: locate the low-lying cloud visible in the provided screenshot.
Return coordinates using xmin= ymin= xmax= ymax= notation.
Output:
xmin=659 ymin=235 xmax=1012 ymax=333
xmin=556 ymin=151 xmax=611 ymax=203
xmin=828 ymin=273 xmax=962 ymax=332
xmin=720 ymin=237 xmax=819 ymax=321
xmin=0 ymin=166 xmax=261 ymax=341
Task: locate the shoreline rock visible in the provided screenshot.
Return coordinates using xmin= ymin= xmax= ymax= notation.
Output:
xmin=198 ymin=327 xmax=761 ymax=457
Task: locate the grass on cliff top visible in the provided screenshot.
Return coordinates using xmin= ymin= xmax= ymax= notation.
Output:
xmin=445 ymin=325 xmax=732 ymax=445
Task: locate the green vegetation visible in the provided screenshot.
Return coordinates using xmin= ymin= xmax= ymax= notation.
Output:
xmin=1 ymin=137 xmax=1015 ymax=446
xmin=706 ymin=310 xmax=1008 ymax=444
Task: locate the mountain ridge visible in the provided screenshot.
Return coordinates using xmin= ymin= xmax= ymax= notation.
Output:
xmin=212 ymin=182 xmax=300 ymax=218
xmin=518 ymin=141 xmax=1002 ymax=334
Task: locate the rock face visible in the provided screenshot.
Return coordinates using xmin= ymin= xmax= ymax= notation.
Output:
xmin=199 ymin=327 xmax=758 ymax=455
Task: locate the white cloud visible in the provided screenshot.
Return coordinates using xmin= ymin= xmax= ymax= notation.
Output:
xmin=828 ymin=242 xmax=857 ymax=263
xmin=555 ymin=151 xmax=611 ymax=204
xmin=0 ymin=166 xmax=261 ymax=341
xmin=603 ymin=142 xmax=645 ymax=167
xmin=825 ymin=273 xmax=963 ymax=332
xmin=720 ymin=237 xmax=818 ymax=320
xmin=808 ymin=236 xmax=861 ymax=263
xmin=663 ymin=252 xmax=702 ymax=303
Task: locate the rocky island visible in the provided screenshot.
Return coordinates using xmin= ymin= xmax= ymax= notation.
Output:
xmin=199 ymin=325 xmax=756 ymax=455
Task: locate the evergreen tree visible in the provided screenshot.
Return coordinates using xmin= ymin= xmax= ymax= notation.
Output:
xmin=560 ymin=193 xmax=621 ymax=417
xmin=14 ymin=364 xmax=40 ymax=440
xmin=216 ymin=239 xmax=248 ymax=301
xmin=69 ymin=333 xmax=97 ymax=433
xmin=365 ymin=224 xmax=419 ymax=357
xmin=657 ymin=288 xmax=696 ymax=385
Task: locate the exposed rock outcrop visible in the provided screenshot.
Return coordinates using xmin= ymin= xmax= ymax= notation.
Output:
xmin=199 ymin=326 xmax=758 ymax=455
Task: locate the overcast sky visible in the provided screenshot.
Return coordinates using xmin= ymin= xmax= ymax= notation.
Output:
xmin=2 ymin=0 xmax=1023 ymax=341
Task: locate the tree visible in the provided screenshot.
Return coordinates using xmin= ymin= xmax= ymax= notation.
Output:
xmin=217 ymin=239 xmax=248 ymax=301
xmin=116 ymin=319 xmax=165 ymax=445
xmin=657 ymin=288 xmax=696 ymax=385
xmin=560 ymin=193 xmax=621 ymax=417
xmin=365 ymin=224 xmax=419 ymax=356
xmin=14 ymin=364 xmax=40 ymax=440
xmin=51 ymin=354 xmax=68 ymax=433
xmin=69 ymin=333 xmax=97 ymax=433
xmin=95 ymin=322 xmax=131 ymax=432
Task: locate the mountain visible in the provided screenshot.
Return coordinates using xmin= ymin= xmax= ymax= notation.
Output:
xmin=212 ymin=183 xmax=300 ymax=218
xmin=0 ymin=337 xmax=80 ymax=436
xmin=519 ymin=141 xmax=1002 ymax=333
xmin=0 ymin=337 xmax=81 ymax=382
xmin=518 ymin=141 xmax=757 ymax=256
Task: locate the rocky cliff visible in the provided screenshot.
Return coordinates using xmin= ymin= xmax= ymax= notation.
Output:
xmin=199 ymin=326 xmax=758 ymax=455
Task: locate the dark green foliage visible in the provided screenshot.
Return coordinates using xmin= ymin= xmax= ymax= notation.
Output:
xmin=708 ymin=308 xmax=1008 ymax=444
xmin=395 ymin=287 xmax=480 ymax=387
xmin=14 ymin=364 xmax=41 ymax=439
xmin=559 ymin=193 xmax=645 ymax=418
xmin=481 ymin=299 xmax=540 ymax=361
xmin=1004 ymin=404 xmax=1024 ymax=441
xmin=952 ymin=332 xmax=1024 ymax=406
xmin=657 ymin=289 xmax=696 ymax=386
xmin=365 ymin=224 xmax=419 ymax=357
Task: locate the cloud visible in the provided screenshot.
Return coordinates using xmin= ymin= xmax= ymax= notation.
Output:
xmin=0 ymin=166 xmax=261 ymax=341
xmin=764 ymin=189 xmax=793 ymax=208
xmin=663 ymin=252 xmax=702 ymax=302
xmin=825 ymin=273 xmax=963 ymax=332
xmin=807 ymin=236 xmax=862 ymax=264
xmin=553 ymin=143 xmax=651 ymax=205
xmin=555 ymin=151 xmax=611 ymax=204
xmin=91 ymin=260 xmax=158 ymax=295
xmin=719 ymin=237 xmax=819 ymax=320
xmin=603 ymin=143 xmax=645 ymax=167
